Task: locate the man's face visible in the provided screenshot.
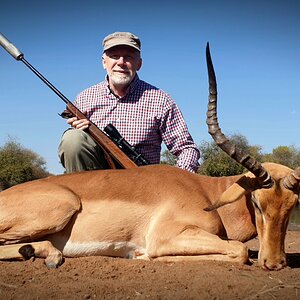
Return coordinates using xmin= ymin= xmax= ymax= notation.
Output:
xmin=102 ymin=46 xmax=142 ymax=88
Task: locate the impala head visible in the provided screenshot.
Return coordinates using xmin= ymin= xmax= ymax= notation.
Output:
xmin=205 ymin=43 xmax=300 ymax=270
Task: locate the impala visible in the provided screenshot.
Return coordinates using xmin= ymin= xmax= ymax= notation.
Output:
xmin=0 ymin=44 xmax=299 ymax=270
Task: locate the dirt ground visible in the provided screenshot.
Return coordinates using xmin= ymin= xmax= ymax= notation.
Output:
xmin=0 ymin=231 xmax=300 ymax=300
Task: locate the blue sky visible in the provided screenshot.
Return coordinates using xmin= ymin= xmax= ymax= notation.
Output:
xmin=0 ymin=0 xmax=299 ymax=174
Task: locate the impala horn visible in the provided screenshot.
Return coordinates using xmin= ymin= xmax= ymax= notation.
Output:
xmin=205 ymin=43 xmax=273 ymax=189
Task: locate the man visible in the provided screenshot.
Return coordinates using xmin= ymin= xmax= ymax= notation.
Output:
xmin=58 ymin=32 xmax=200 ymax=173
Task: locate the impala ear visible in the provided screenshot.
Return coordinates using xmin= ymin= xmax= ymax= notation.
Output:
xmin=283 ymin=167 xmax=300 ymax=191
xmin=204 ymin=174 xmax=260 ymax=211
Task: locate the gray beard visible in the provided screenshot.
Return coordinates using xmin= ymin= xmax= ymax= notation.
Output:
xmin=109 ymin=73 xmax=134 ymax=88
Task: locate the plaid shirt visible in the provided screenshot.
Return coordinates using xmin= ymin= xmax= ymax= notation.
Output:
xmin=74 ymin=75 xmax=200 ymax=172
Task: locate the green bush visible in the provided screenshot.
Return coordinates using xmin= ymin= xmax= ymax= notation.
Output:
xmin=0 ymin=139 xmax=51 ymax=190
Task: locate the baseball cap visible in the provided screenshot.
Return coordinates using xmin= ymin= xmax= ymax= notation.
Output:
xmin=102 ymin=32 xmax=141 ymax=52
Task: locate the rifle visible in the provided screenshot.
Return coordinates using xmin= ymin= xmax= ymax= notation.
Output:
xmin=0 ymin=33 xmax=149 ymax=169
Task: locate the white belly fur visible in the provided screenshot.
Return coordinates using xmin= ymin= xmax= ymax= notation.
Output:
xmin=62 ymin=240 xmax=147 ymax=259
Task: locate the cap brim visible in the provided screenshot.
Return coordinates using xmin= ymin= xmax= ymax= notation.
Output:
xmin=103 ymin=42 xmax=140 ymax=52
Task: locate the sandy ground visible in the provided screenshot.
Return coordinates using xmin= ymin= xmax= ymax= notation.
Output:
xmin=0 ymin=231 xmax=300 ymax=299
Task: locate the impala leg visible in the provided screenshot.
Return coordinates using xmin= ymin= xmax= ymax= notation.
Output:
xmin=0 ymin=241 xmax=63 ymax=269
xmin=0 ymin=181 xmax=81 ymax=244
xmin=146 ymin=224 xmax=249 ymax=264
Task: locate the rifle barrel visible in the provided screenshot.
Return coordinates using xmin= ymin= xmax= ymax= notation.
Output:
xmin=21 ymin=57 xmax=69 ymax=105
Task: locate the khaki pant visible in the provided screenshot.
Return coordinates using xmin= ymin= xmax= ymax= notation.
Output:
xmin=58 ymin=129 xmax=109 ymax=173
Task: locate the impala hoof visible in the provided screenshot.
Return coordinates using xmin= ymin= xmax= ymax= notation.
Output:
xmin=45 ymin=261 xmax=59 ymax=269
xmin=44 ymin=251 xmax=64 ymax=269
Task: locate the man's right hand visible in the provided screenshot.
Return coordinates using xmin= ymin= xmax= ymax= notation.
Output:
xmin=67 ymin=116 xmax=90 ymax=130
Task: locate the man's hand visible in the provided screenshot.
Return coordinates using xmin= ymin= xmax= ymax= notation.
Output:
xmin=67 ymin=111 xmax=90 ymax=130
